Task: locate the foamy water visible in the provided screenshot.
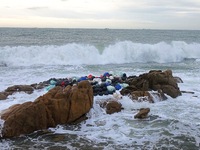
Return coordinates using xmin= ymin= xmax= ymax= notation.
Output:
xmin=1 ymin=41 xmax=200 ymax=66
xmin=1 ymin=28 xmax=200 ymax=149
xmin=0 ymin=61 xmax=200 ymax=149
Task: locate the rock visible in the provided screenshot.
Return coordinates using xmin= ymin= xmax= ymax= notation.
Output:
xmin=1 ymin=80 xmax=93 ymax=138
xmin=134 ymin=108 xmax=150 ymax=119
xmin=0 ymin=85 xmax=34 ymax=100
xmin=105 ymin=101 xmax=123 ymax=114
xmin=130 ymin=91 xmax=154 ymax=103
xmin=147 ymin=70 xmax=181 ymax=98
xmin=120 ymin=85 xmax=137 ymax=96
xmin=161 ymin=85 xmax=180 ymax=98
xmin=121 ymin=69 xmax=181 ymax=99
xmin=99 ymin=99 xmax=123 ymax=114
xmin=0 ymin=92 xmax=8 ymax=100
xmin=0 ymin=83 xmax=48 ymax=100
xmin=174 ymin=77 xmax=183 ymax=83
xmin=5 ymin=85 xmax=34 ymax=95
xmin=126 ymin=89 xmax=167 ymax=102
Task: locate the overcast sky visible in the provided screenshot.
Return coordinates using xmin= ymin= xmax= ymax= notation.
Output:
xmin=1 ymin=0 xmax=200 ymax=29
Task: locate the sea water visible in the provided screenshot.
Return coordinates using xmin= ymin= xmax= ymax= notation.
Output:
xmin=0 ymin=28 xmax=200 ymax=149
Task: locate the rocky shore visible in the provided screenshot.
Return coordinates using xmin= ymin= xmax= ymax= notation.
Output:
xmin=0 ymin=69 xmax=184 ymax=138
xmin=1 ymin=80 xmax=93 ymax=138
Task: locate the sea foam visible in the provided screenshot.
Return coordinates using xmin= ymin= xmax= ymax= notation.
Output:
xmin=0 ymin=41 xmax=200 ymax=66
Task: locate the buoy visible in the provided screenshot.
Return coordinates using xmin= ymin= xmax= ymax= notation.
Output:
xmin=50 ymin=80 xmax=57 ymax=85
xmin=107 ymin=85 xmax=116 ymax=92
xmin=103 ymin=72 xmax=109 ymax=77
xmin=106 ymin=79 xmax=112 ymax=84
xmin=115 ymin=83 xmax=122 ymax=90
xmin=78 ymin=76 xmax=87 ymax=82
xmin=120 ymin=83 xmax=129 ymax=88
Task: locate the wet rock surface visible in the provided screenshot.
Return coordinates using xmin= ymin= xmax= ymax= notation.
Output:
xmin=134 ymin=108 xmax=150 ymax=119
xmin=121 ymin=70 xmax=182 ymax=101
xmin=99 ymin=98 xmax=123 ymax=114
xmin=1 ymin=80 xmax=93 ymax=138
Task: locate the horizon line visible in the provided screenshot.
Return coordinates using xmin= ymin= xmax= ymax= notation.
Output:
xmin=0 ymin=27 xmax=199 ymax=31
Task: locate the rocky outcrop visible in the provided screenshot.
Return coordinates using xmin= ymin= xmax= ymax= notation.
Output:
xmin=0 ymin=80 xmax=93 ymax=138
xmin=121 ymin=70 xmax=181 ymax=101
xmin=0 ymin=79 xmax=59 ymax=100
xmin=134 ymin=108 xmax=150 ymax=119
xmin=99 ymin=98 xmax=123 ymax=114
xmin=0 ymin=85 xmax=34 ymax=100
xmin=5 ymin=85 xmax=34 ymax=95
xmin=0 ymin=70 xmax=182 ymax=101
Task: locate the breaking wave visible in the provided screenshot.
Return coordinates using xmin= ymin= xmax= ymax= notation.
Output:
xmin=1 ymin=41 xmax=200 ymax=66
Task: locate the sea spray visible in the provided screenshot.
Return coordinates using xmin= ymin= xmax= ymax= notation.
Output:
xmin=1 ymin=29 xmax=200 ymax=149
xmin=0 ymin=119 xmax=4 ymax=138
xmin=1 ymin=41 xmax=200 ymax=66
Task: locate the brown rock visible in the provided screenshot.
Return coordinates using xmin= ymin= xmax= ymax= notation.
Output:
xmin=134 ymin=108 xmax=150 ymax=119
xmin=161 ymin=85 xmax=180 ymax=98
xmin=0 ymin=92 xmax=8 ymax=100
xmin=1 ymin=80 xmax=93 ymax=138
xmin=5 ymin=85 xmax=34 ymax=94
xmin=99 ymin=99 xmax=123 ymax=114
xmin=105 ymin=101 xmax=123 ymax=114
xmin=174 ymin=77 xmax=183 ymax=83
xmin=122 ymin=69 xmax=181 ymax=99
xmin=130 ymin=91 xmax=154 ymax=103
xmin=149 ymin=70 xmax=162 ymax=74
xmin=147 ymin=70 xmax=181 ymax=98
xmin=120 ymin=85 xmax=137 ymax=96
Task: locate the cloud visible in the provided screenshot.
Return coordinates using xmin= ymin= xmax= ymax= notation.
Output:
xmin=1 ymin=0 xmax=200 ymax=29
xmin=113 ymin=0 xmax=200 ymax=22
xmin=27 ymin=7 xmax=48 ymax=10
xmin=4 ymin=6 xmax=10 ymax=8
xmin=115 ymin=0 xmax=200 ymax=13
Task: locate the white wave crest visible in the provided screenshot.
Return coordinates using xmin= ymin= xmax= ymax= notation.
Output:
xmin=0 ymin=41 xmax=200 ymax=66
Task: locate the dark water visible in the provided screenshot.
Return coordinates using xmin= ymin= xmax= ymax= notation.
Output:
xmin=0 ymin=28 xmax=200 ymax=47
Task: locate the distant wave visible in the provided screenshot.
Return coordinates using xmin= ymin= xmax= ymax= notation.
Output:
xmin=1 ymin=41 xmax=200 ymax=66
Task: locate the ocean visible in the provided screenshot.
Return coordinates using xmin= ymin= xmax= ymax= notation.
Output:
xmin=0 ymin=28 xmax=200 ymax=150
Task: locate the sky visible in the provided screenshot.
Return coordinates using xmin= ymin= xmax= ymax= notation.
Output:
xmin=0 ymin=0 xmax=200 ymax=29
